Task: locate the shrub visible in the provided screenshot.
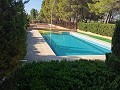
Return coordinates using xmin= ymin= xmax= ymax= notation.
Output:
xmin=0 ymin=0 xmax=27 ymax=78
xmin=106 ymin=53 xmax=120 ymax=71
xmin=112 ymin=20 xmax=120 ymax=57
xmin=12 ymin=60 xmax=120 ymax=89
xmin=106 ymin=21 xmax=120 ymax=71
xmin=78 ymin=22 xmax=115 ymax=37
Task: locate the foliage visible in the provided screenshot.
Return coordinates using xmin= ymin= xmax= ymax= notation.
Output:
xmin=27 ymin=14 xmax=30 ymax=27
xmin=12 ymin=60 xmax=120 ymax=89
xmin=30 ymin=8 xmax=38 ymax=23
xmin=106 ymin=21 xmax=120 ymax=71
xmin=112 ymin=20 xmax=120 ymax=57
xmin=106 ymin=53 xmax=120 ymax=71
xmin=88 ymin=0 xmax=120 ymax=23
xmin=88 ymin=0 xmax=115 ymax=14
xmin=0 ymin=0 xmax=27 ymax=78
xmin=38 ymin=10 xmax=46 ymax=22
xmin=40 ymin=0 xmax=51 ymax=23
xmin=40 ymin=0 xmax=95 ymax=27
xmin=78 ymin=22 xmax=115 ymax=37
xmin=39 ymin=30 xmax=51 ymax=34
xmin=40 ymin=0 xmax=120 ymax=25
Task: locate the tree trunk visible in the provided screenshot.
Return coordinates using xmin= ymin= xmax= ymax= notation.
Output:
xmin=66 ymin=21 xmax=67 ymax=28
xmin=73 ymin=18 xmax=75 ymax=30
xmin=107 ymin=11 xmax=112 ymax=23
xmin=69 ymin=20 xmax=71 ymax=29
xmin=104 ymin=13 xmax=109 ymax=23
xmin=74 ymin=14 xmax=78 ymax=31
xmin=104 ymin=11 xmax=112 ymax=23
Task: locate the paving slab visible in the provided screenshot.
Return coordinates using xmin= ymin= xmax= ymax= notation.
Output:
xmin=25 ymin=29 xmax=107 ymax=62
xmin=24 ymin=30 xmax=56 ymax=62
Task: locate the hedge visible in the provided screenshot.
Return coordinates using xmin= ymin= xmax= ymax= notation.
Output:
xmin=10 ymin=60 xmax=120 ymax=90
xmin=78 ymin=22 xmax=115 ymax=37
xmin=105 ymin=21 xmax=120 ymax=71
xmin=112 ymin=20 xmax=120 ymax=56
xmin=106 ymin=53 xmax=120 ymax=71
xmin=0 ymin=0 xmax=27 ymax=79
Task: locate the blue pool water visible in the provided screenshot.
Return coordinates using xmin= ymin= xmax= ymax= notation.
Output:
xmin=42 ymin=32 xmax=111 ymax=56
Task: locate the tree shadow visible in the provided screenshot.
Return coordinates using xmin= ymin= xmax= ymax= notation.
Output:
xmin=24 ymin=29 xmax=105 ymax=63
xmin=24 ymin=30 xmax=46 ymax=61
xmin=24 ymin=30 xmax=84 ymax=62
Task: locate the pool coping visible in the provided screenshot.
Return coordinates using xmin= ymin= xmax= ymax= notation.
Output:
xmin=70 ymin=32 xmax=111 ymax=50
xmin=25 ymin=30 xmax=110 ymax=62
xmin=24 ymin=30 xmax=56 ymax=61
xmin=42 ymin=31 xmax=111 ymax=61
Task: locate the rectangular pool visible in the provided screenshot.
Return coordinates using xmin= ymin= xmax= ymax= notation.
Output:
xmin=42 ymin=32 xmax=111 ymax=56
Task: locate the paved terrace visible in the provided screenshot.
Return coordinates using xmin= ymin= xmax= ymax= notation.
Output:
xmin=25 ymin=29 xmax=108 ymax=62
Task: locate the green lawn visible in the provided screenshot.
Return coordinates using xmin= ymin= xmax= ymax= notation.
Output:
xmin=39 ymin=29 xmax=111 ymax=43
xmin=79 ymin=32 xmax=111 ymax=43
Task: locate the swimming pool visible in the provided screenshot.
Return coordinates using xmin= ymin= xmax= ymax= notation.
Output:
xmin=42 ymin=32 xmax=111 ymax=56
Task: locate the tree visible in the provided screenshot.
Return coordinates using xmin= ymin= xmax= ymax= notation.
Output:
xmin=38 ymin=10 xmax=46 ymax=22
xmin=0 ymin=0 xmax=28 ymax=79
xmin=40 ymin=0 xmax=51 ymax=23
xmin=70 ymin=0 xmax=92 ymax=30
xmin=40 ymin=0 xmax=94 ymax=30
xmin=30 ymin=9 xmax=38 ymax=23
xmin=56 ymin=0 xmax=92 ymax=30
xmin=88 ymin=0 xmax=120 ymax=23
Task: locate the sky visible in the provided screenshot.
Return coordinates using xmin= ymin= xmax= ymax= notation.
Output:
xmin=24 ymin=0 xmax=43 ymax=14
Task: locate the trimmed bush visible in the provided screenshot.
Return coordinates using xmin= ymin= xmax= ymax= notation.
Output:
xmin=12 ymin=60 xmax=120 ymax=89
xmin=78 ymin=22 xmax=115 ymax=37
xmin=106 ymin=53 xmax=120 ymax=71
xmin=112 ymin=20 xmax=120 ymax=57
xmin=0 ymin=0 xmax=27 ymax=78
xmin=106 ymin=21 xmax=120 ymax=71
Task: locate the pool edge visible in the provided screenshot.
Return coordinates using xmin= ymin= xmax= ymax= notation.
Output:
xmin=40 ymin=31 xmax=107 ymax=61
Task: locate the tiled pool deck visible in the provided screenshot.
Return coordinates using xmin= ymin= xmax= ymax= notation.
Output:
xmin=25 ymin=30 xmax=111 ymax=62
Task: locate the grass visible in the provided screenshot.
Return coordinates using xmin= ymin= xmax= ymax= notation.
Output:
xmin=39 ymin=30 xmax=52 ymax=34
xmin=78 ymin=32 xmax=111 ymax=43
xmin=39 ymin=29 xmax=111 ymax=43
